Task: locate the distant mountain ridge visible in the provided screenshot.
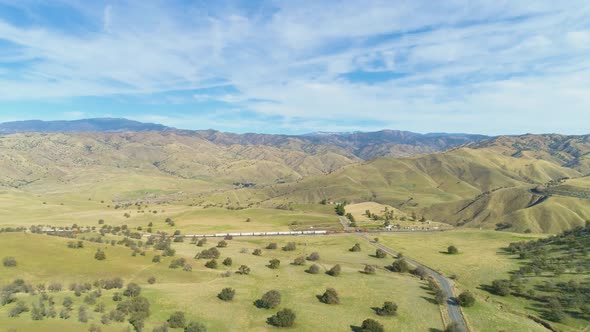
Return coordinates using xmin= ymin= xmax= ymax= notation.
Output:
xmin=0 ymin=118 xmax=171 ymax=134
xmin=0 ymin=118 xmax=489 ymax=159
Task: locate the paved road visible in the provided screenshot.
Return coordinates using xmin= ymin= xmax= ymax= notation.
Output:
xmin=357 ymin=233 xmax=469 ymax=332
xmin=338 ymin=215 xmax=352 ymax=231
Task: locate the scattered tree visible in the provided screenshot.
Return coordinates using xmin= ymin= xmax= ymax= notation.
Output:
xmin=218 ymin=288 xmax=235 ymax=301
xmin=222 ymin=257 xmax=233 ymax=266
xmin=360 ymin=318 xmax=384 ymax=332
xmin=196 ymin=248 xmax=220 ymax=259
xmin=268 ymin=259 xmax=280 ymax=269
xmin=3 ymin=256 xmax=17 ymax=267
xmin=282 ymin=242 xmax=297 ymax=251
xmin=364 ymin=265 xmax=376 ymax=274
xmin=267 ymin=308 xmax=296 ymax=327
xmin=350 ymin=243 xmax=361 ymax=252
xmin=306 ymin=264 xmax=320 ymax=274
xmin=124 ymin=283 xmax=141 ymax=297
xmin=94 ymin=249 xmax=106 ymax=261
xmin=327 ymin=264 xmax=341 ymax=276
xmin=184 ymin=321 xmax=207 ymax=332
xmin=259 ymin=290 xmax=281 ymax=309
xmin=491 ymin=279 xmax=511 ymax=296
xmin=237 ymin=265 xmax=251 ymax=275
xmin=319 ymin=288 xmax=340 ymax=304
xmin=217 ymin=240 xmax=227 ymax=248
xmin=167 ymin=311 xmax=186 ymax=328
xmin=447 ymin=245 xmax=459 ymax=255
xmin=266 ymin=243 xmax=278 ymax=250
xmin=375 ymin=249 xmax=387 ymax=258
xmin=335 ymin=203 xmax=346 ymax=216
xmin=376 ymin=301 xmax=398 ymax=316
xmin=306 ymin=252 xmax=320 ymax=261
xmin=78 ymin=305 xmax=89 ymax=323
xmin=292 ymin=256 xmax=305 ymax=266
xmin=252 ymin=249 xmax=262 ymax=256
xmin=457 ymin=291 xmax=475 ymax=307
xmin=388 ymin=258 xmax=410 ymax=273
xmin=546 ymin=297 xmax=566 ymax=322
xmin=205 ymin=259 xmax=218 ymax=269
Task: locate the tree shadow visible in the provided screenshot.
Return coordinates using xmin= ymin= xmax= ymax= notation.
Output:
xmin=421 ymin=296 xmax=439 ymax=305
xmin=429 ymin=329 xmax=444 ymax=332
xmin=350 ymin=325 xmax=362 ymax=332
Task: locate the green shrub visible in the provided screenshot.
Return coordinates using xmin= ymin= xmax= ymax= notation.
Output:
xmin=267 ymin=308 xmax=296 ymax=327
xmin=361 ymin=318 xmax=384 ymax=332
xmin=319 ymin=288 xmax=340 ymax=304
xmin=167 ymin=311 xmax=186 ymax=328
xmin=457 ymin=291 xmax=475 ymax=307
xmin=218 ymin=288 xmax=235 ymax=301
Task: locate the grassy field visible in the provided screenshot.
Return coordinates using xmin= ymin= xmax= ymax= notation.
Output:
xmin=346 ymin=202 xmax=451 ymax=230
xmin=377 ymin=230 xmax=560 ymax=332
xmin=0 ymin=189 xmax=340 ymax=233
xmin=0 ymin=233 xmax=443 ymax=331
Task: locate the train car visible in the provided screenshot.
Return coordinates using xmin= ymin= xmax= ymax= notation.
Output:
xmin=214 ymin=233 xmax=228 ymax=237
xmin=266 ymin=232 xmax=279 ymax=235
xmin=240 ymin=232 xmax=254 ymax=236
xmin=277 ymin=231 xmax=290 ymax=235
xmin=228 ymin=233 xmax=241 ymax=237
xmin=314 ymin=230 xmax=328 ymax=234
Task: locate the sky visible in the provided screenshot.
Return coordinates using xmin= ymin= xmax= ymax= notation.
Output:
xmin=0 ymin=1 xmax=589 ymax=135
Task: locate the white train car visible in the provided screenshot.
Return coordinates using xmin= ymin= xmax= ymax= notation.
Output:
xmin=214 ymin=233 xmax=228 ymax=237
xmin=240 ymin=232 xmax=254 ymax=236
xmin=228 ymin=233 xmax=241 ymax=237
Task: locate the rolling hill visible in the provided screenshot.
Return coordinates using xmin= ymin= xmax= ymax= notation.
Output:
xmin=206 ymin=140 xmax=590 ymax=233
xmin=1 ymin=125 xmax=589 ymax=233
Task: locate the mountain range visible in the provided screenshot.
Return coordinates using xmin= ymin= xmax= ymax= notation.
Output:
xmin=0 ymin=118 xmax=487 ymax=159
xmin=1 ymin=118 xmax=589 ymax=233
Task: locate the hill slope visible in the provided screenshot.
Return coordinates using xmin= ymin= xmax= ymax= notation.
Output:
xmin=213 ymin=144 xmax=589 ymax=233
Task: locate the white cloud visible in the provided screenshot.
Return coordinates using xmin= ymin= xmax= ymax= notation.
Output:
xmin=0 ymin=1 xmax=589 ymax=134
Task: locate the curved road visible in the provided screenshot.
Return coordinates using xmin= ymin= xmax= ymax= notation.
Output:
xmin=357 ymin=233 xmax=469 ymax=332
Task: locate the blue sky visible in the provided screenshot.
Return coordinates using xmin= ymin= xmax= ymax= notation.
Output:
xmin=0 ymin=1 xmax=589 ymax=134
